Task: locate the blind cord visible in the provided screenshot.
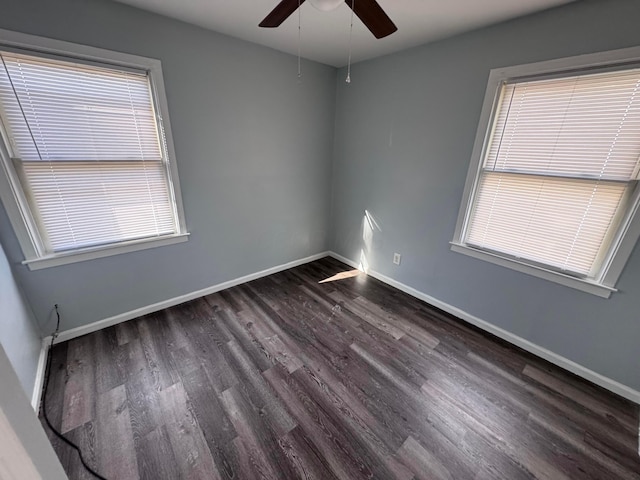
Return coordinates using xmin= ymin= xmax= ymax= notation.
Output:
xmin=0 ymin=54 xmax=44 ymax=162
xmin=1 ymin=54 xmax=78 ymax=248
xmin=41 ymin=305 xmax=108 ymax=480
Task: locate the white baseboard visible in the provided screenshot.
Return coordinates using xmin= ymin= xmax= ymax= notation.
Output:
xmin=31 ymin=338 xmax=49 ymax=412
xmin=328 ymin=252 xmax=640 ymax=404
xmin=52 ymin=251 xmax=330 ymax=345
xmin=43 ymin=249 xmax=640 ymax=405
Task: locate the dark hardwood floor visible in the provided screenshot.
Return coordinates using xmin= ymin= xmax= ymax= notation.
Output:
xmin=40 ymin=257 xmax=640 ymax=479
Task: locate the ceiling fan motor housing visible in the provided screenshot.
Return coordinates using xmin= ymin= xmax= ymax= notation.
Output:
xmin=308 ymin=0 xmax=344 ymax=11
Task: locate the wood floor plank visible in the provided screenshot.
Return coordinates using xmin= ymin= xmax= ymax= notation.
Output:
xmin=224 ymin=339 xmax=298 ymax=437
xmin=583 ymin=430 xmax=640 ymax=474
xmin=249 ymin=277 xmax=358 ymax=355
xmin=220 ymin=385 xmax=299 ymax=480
xmin=420 ymin=378 xmax=592 ymax=480
xmin=136 ymin=425 xmax=180 ymax=480
xmin=42 ymin=257 xmax=640 ymax=480
xmin=299 ymin=322 xmax=527 ymax=477
xmin=61 ymin=335 xmax=95 ymax=433
xmin=157 ymin=382 xmax=220 ymax=480
xmin=461 ymin=429 xmax=534 ymax=480
xmin=170 ymin=345 xmax=204 ymax=378
xmin=520 ymin=372 xmax=639 ymax=455
xmin=302 ymin=331 xmax=487 ymax=478
xmin=180 ymin=365 xmax=240 ymax=480
xmin=94 ymin=327 xmax=125 ymax=394
xmin=137 ymin=313 xmax=180 ymax=390
xmin=523 ymin=364 xmax=638 ymax=432
xmin=239 ymin=307 xmax=278 ymax=340
xmin=72 ymin=423 xmax=99 ymax=476
xmin=528 ymin=411 xmax=640 ymax=480
xmin=215 ymin=306 xmax=273 ymax=372
xmin=228 ymin=436 xmax=260 ymax=479
xmin=397 ymin=435 xmax=454 ymax=480
xmin=263 ymin=365 xmax=376 ymax=480
xmin=346 ymin=344 xmax=481 ymax=473
xmin=278 ymin=425 xmax=342 ymax=480
xmin=265 ymin=364 xmax=416 ymax=480
xmin=218 ymin=288 xmax=252 ymax=314
xmin=121 ymin=337 xmax=147 ymax=381
xmin=95 ymin=384 xmax=139 ymax=479
xmin=235 ymin=284 xmax=306 ymax=355
xmin=353 ymin=295 xmax=440 ymax=349
xmin=115 ymin=320 xmax=137 ymax=346
xmin=163 ymin=306 xmax=193 ymax=351
xmin=125 ymin=368 xmax=163 ymax=445
xmin=347 ymin=322 xmax=435 ymax=390
xmin=329 ymin=290 xmax=406 ymax=340
xmin=297 ymin=364 xmax=414 ymax=480
xmin=64 ymin=421 xmax=100 ymax=480
xmin=177 ymin=304 xmax=239 ymax=393
xmin=297 ymin=347 xmax=407 ymax=450
xmin=350 ymin=342 xmax=422 ymax=399
xmin=189 ymin=298 xmax=235 ymax=348
xmin=260 ymin=334 xmax=304 ymax=374
xmin=202 ymin=291 xmax=236 ymax=312
xmin=465 ymin=350 xmax=640 ymax=470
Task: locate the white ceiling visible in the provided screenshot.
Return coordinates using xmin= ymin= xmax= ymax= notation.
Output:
xmin=113 ymin=0 xmax=575 ymax=67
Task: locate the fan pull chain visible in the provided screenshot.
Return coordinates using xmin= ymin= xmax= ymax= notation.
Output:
xmin=297 ymin=0 xmax=302 ymax=81
xmin=346 ymin=0 xmax=355 ymax=84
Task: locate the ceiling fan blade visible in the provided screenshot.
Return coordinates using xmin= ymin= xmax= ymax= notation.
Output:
xmin=259 ymin=0 xmax=306 ymax=28
xmin=345 ymin=0 xmax=397 ymax=39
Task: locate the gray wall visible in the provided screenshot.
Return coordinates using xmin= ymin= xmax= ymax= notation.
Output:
xmin=0 ymin=242 xmax=41 ymax=397
xmin=1 ymin=0 xmax=638 ymax=395
xmin=0 ymin=341 xmax=67 ymax=479
xmin=331 ymin=0 xmax=640 ymax=391
xmin=0 ymin=0 xmax=336 ymax=332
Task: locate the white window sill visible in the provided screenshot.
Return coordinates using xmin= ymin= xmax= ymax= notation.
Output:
xmin=22 ymin=233 xmax=190 ymax=270
xmin=450 ymin=242 xmax=616 ymax=299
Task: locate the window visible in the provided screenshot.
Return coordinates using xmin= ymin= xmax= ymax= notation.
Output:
xmin=0 ymin=30 xmax=187 ymax=270
xmin=452 ymin=47 xmax=640 ymax=298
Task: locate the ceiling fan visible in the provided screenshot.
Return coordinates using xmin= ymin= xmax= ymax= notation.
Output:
xmin=259 ymin=0 xmax=398 ymax=39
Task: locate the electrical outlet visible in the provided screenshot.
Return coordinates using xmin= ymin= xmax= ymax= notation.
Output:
xmin=393 ymin=253 xmax=401 ymax=265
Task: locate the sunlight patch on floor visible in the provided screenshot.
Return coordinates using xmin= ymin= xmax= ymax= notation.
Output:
xmin=319 ymin=269 xmax=362 ymax=283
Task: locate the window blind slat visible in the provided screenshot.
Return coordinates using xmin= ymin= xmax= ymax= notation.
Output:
xmin=467 ymin=173 xmax=627 ymax=275
xmin=466 ymin=67 xmax=640 ymax=278
xmin=0 ymin=51 xmax=178 ymax=253
xmin=21 ymin=160 xmax=175 ymax=251
xmin=0 ymin=53 xmax=161 ymax=162
xmin=485 ymin=69 xmax=640 ymax=180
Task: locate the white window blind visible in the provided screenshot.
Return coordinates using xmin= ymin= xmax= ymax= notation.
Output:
xmin=0 ymin=51 xmax=178 ymax=253
xmin=465 ymin=68 xmax=640 ymax=277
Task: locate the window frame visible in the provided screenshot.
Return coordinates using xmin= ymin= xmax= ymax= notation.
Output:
xmin=451 ymin=46 xmax=640 ymax=298
xmin=0 ymin=28 xmax=189 ymax=270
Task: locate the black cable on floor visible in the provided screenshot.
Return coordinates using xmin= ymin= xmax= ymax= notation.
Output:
xmin=41 ymin=304 xmax=108 ymax=480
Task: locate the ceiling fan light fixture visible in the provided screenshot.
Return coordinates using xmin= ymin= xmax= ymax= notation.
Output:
xmin=308 ymin=0 xmax=343 ymax=12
